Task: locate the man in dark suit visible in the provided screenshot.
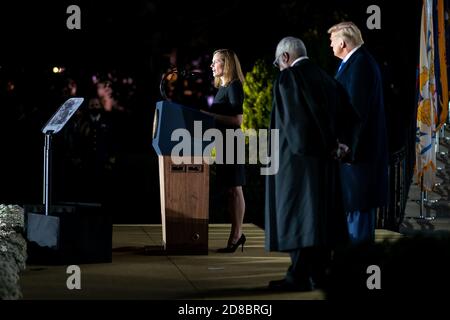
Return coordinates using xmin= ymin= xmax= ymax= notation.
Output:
xmin=328 ymin=22 xmax=388 ymax=244
xmin=265 ymin=36 xmax=352 ymax=291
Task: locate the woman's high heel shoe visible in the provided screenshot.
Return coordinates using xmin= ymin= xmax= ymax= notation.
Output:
xmin=217 ymin=234 xmax=246 ymax=253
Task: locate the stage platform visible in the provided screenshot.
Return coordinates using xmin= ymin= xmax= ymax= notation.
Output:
xmin=20 ymin=224 xmax=402 ymax=300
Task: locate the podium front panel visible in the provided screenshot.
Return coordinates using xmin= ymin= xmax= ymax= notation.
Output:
xmin=159 ymin=155 xmax=209 ymax=254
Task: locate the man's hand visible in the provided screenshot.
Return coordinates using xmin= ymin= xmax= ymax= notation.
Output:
xmin=333 ymin=143 xmax=350 ymax=160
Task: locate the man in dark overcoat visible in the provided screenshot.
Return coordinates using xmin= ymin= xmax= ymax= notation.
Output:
xmin=265 ymin=36 xmax=356 ymax=291
xmin=328 ymin=22 xmax=388 ymax=244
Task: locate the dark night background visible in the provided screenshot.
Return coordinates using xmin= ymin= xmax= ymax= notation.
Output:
xmin=0 ymin=0 xmax=421 ymax=225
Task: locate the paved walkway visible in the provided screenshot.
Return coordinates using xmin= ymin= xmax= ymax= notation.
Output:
xmin=20 ymin=224 xmax=401 ymax=300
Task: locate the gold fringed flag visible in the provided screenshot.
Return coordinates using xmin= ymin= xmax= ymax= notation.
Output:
xmin=416 ymin=0 xmax=449 ymax=191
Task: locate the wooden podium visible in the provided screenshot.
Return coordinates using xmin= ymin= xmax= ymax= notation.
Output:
xmin=152 ymin=101 xmax=214 ymax=254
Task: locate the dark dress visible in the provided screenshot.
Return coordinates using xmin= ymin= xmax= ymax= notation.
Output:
xmin=210 ymin=80 xmax=246 ymax=187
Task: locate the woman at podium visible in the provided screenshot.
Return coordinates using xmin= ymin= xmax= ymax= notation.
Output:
xmin=203 ymin=49 xmax=247 ymax=253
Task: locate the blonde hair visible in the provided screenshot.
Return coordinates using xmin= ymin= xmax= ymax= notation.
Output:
xmin=213 ymin=49 xmax=245 ymax=88
xmin=327 ymin=21 xmax=364 ymax=48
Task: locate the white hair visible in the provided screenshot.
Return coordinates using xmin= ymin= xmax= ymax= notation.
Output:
xmin=275 ymin=37 xmax=307 ymax=60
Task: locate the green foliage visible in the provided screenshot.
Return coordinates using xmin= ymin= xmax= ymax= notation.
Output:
xmin=238 ymin=60 xmax=276 ymax=226
xmin=242 ymin=59 xmax=277 ymax=131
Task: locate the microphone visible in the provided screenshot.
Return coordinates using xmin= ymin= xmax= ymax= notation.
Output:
xmin=159 ymin=67 xmax=203 ymax=100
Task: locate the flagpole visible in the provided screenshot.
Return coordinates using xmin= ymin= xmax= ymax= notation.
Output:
xmin=417 ymin=171 xmax=437 ymax=221
xmin=420 ymin=175 xmax=424 ymax=218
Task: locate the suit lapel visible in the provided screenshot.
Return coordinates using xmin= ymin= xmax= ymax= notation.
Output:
xmin=336 ymin=46 xmax=364 ymax=77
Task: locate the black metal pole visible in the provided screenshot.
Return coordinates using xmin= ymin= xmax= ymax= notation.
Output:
xmin=419 ymin=175 xmax=425 ymax=218
xmin=43 ymin=132 xmax=53 ymax=216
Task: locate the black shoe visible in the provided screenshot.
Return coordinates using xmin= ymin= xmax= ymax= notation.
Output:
xmin=268 ymin=279 xmax=313 ymax=292
xmin=217 ymin=234 xmax=246 ymax=253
